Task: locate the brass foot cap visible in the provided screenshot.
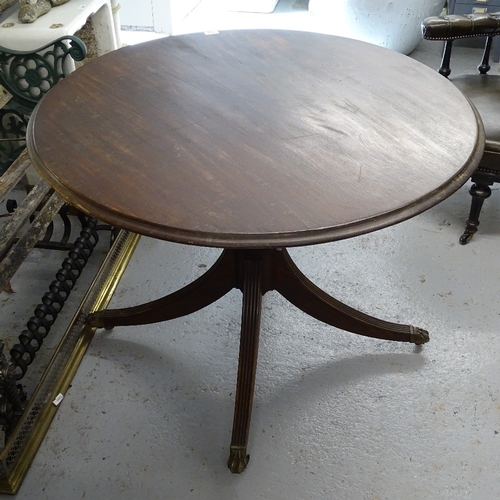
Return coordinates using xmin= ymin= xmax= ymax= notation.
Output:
xmin=410 ymin=327 xmax=430 ymax=345
xmin=459 ymin=231 xmax=475 ymax=245
xmin=87 ymin=312 xmax=107 ymax=329
xmin=228 ymin=446 xmax=249 ymax=473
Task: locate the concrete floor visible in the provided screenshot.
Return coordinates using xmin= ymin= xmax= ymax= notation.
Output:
xmin=3 ymin=1 xmax=500 ymax=499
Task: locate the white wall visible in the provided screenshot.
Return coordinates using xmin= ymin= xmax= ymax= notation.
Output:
xmin=171 ymin=0 xmax=201 ymax=23
xmin=119 ymin=0 xmax=202 ymax=33
xmin=119 ymin=0 xmax=154 ymax=30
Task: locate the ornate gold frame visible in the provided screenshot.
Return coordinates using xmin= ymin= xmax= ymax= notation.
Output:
xmin=0 ymin=230 xmax=140 ymax=494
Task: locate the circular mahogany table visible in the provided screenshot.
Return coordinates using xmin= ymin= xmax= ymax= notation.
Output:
xmin=27 ymin=30 xmax=484 ymax=473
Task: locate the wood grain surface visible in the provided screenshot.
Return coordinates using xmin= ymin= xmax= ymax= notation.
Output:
xmin=27 ymin=30 xmax=484 ymax=248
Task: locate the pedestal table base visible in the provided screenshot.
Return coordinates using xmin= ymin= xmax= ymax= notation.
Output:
xmin=87 ymin=248 xmax=429 ymax=473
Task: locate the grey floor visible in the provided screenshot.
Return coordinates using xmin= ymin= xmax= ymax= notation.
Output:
xmin=3 ymin=1 xmax=500 ymax=499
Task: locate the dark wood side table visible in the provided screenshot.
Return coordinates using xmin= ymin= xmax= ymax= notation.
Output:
xmin=26 ymin=30 xmax=484 ymax=473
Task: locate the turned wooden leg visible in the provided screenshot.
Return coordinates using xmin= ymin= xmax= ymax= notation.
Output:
xmin=272 ymin=249 xmax=429 ymax=345
xmin=459 ymin=181 xmax=492 ymax=245
xmin=87 ymin=250 xmax=236 ymax=329
xmin=228 ymin=254 xmax=263 ymax=473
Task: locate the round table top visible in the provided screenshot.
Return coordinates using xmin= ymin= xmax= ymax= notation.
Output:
xmin=27 ymin=30 xmax=484 ymax=248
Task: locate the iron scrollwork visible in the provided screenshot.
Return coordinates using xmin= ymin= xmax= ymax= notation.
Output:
xmin=0 ymin=108 xmax=26 ymax=173
xmin=0 ymin=35 xmax=92 ymax=437
xmin=0 ymin=36 xmax=87 ymax=172
xmin=0 ymin=35 xmax=87 ymax=110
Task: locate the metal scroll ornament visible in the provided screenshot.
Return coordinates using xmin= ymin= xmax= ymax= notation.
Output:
xmin=0 ymin=36 xmax=86 ymax=109
xmin=0 ymin=36 xmax=87 ymax=172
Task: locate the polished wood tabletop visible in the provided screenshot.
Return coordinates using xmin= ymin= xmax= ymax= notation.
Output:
xmin=27 ymin=30 xmax=484 ymax=249
xmin=26 ymin=30 xmax=484 ymax=474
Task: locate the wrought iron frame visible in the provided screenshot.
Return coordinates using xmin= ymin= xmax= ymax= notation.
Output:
xmin=0 ymin=35 xmax=137 ymax=494
xmin=0 ymin=36 xmax=86 ymax=173
xmin=0 ymin=35 xmax=86 ymax=110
